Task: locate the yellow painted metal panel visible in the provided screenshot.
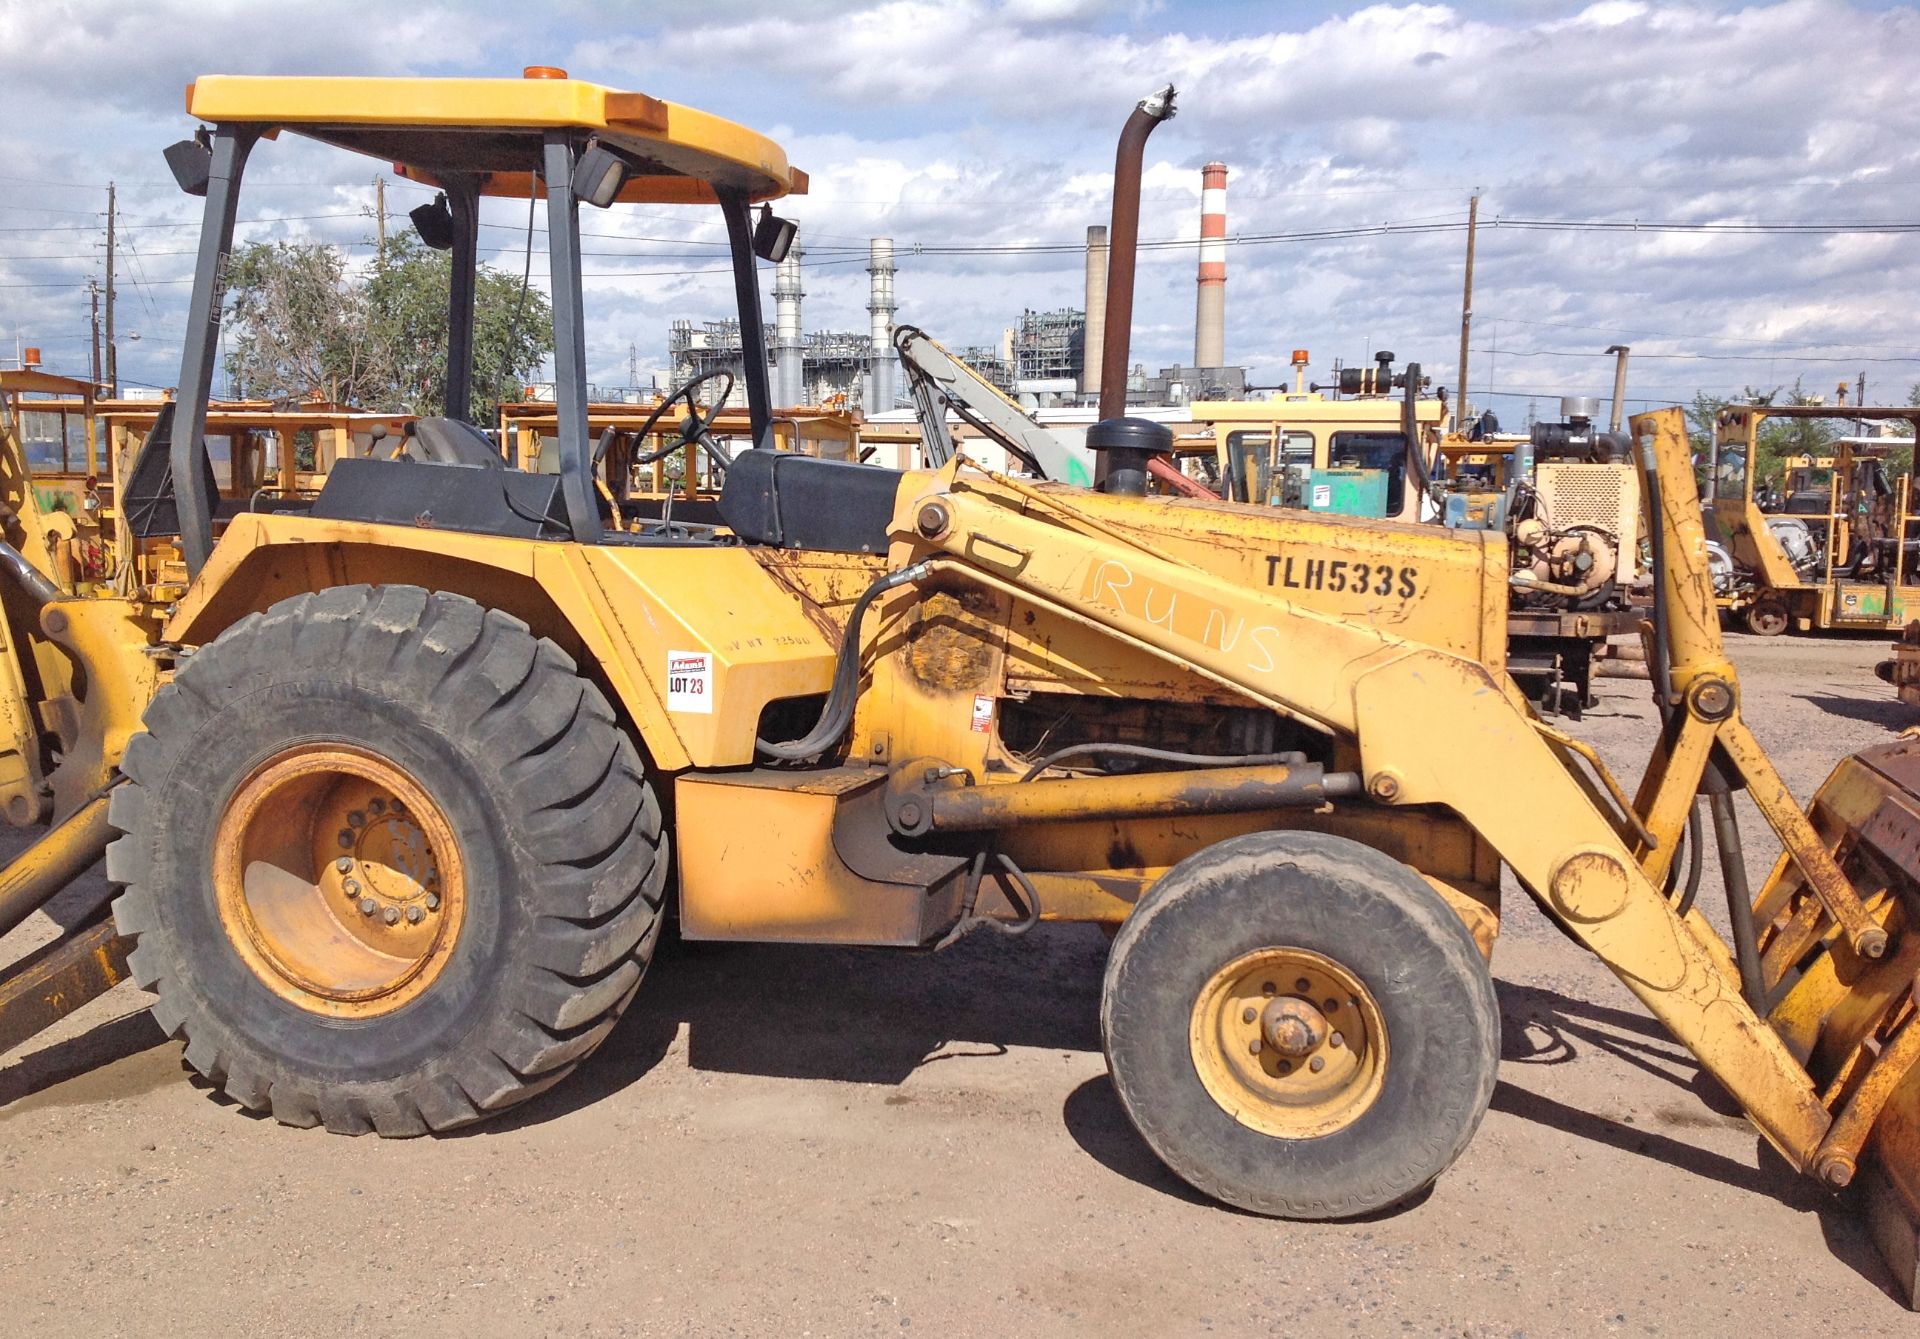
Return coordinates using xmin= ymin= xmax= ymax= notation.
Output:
xmin=185 ymin=74 xmax=801 ymax=202
xmin=165 ymin=515 xmax=837 ymax=771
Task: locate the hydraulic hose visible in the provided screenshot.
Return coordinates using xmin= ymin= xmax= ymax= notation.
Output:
xmin=1019 ymin=742 xmax=1308 ymax=783
xmin=756 ymin=560 xmax=932 ymax=761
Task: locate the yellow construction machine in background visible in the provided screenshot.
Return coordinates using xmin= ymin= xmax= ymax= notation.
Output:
xmin=0 ymin=71 xmax=1918 ymax=1305
xmin=1709 ymin=405 xmax=1919 ymax=635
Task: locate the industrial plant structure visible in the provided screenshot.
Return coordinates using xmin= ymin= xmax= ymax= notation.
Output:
xmin=665 ymin=159 xmax=1242 ymax=412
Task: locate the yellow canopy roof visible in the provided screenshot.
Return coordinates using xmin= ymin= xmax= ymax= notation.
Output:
xmin=186 ymin=72 xmax=806 ymax=205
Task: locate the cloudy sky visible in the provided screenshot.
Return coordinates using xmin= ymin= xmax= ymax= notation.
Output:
xmin=1 ymin=0 xmax=1916 ymax=417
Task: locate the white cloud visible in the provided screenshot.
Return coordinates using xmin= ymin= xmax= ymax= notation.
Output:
xmin=0 ymin=0 xmax=1914 ymax=411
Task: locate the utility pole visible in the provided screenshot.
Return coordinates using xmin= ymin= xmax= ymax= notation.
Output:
xmin=1605 ymin=344 xmax=1631 ymax=432
xmin=375 ymin=175 xmax=386 ymax=252
xmin=104 ymin=181 xmax=117 ymax=396
xmin=88 ymin=279 xmax=102 ymax=389
xmin=1456 ymin=192 xmax=1480 ymax=426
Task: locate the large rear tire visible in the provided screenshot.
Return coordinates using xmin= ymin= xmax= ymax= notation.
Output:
xmin=108 ymin=585 xmax=666 ymax=1135
xmin=1102 ymin=831 xmax=1498 ymax=1218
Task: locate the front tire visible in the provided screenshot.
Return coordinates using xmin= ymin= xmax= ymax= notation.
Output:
xmin=1101 ymin=831 xmax=1498 ymax=1218
xmin=108 ymin=585 xmax=666 ymax=1135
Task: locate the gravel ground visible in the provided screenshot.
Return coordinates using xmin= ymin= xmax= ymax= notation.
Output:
xmin=0 ymin=630 xmax=1914 ymax=1337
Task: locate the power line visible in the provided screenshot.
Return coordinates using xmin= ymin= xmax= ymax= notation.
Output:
xmin=1470 ymin=346 xmax=1920 ymax=365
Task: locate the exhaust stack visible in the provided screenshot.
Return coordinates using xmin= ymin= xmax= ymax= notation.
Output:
xmin=774 ymin=237 xmax=804 ymax=408
xmin=1097 ymin=84 xmax=1176 ymax=423
xmin=1082 ymin=225 xmax=1108 ymax=397
xmin=866 ymin=237 xmax=896 ymax=412
xmin=1194 ymin=161 xmax=1226 ymax=369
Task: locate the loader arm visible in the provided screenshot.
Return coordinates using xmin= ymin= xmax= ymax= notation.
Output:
xmin=894 ymin=325 xmax=1092 ymax=484
xmin=887 ymin=431 xmax=1840 ymax=1171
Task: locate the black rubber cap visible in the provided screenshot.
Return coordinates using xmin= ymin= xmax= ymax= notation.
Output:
xmin=1086 ymin=416 xmax=1175 ymax=455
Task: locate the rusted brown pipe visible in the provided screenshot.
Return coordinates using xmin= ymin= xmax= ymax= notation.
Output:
xmin=1097 ymin=85 xmax=1176 ymax=424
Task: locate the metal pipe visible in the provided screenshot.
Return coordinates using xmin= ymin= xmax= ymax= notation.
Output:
xmin=0 ymin=540 xmax=61 ymax=608
xmin=1096 ymin=85 xmax=1176 ymax=424
xmin=1606 ymin=344 xmax=1631 ymax=433
xmin=0 ymin=793 xmax=113 ymax=940
xmin=1707 ymin=789 xmax=1767 ymax=1013
xmin=895 ymin=763 xmax=1362 ymax=835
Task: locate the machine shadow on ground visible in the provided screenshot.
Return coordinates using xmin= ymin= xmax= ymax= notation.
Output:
xmin=470 ymin=921 xmax=1114 ymax=1134
xmin=1797 ymin=693 xmax=1916 ymax=729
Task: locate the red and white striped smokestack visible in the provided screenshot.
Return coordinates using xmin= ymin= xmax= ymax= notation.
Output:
xmin=1194 ymin=160 xmax=1227 ymax=369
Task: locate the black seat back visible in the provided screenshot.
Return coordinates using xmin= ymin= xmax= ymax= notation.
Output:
xmin=717 ymin=450 xmax=901 ymax=554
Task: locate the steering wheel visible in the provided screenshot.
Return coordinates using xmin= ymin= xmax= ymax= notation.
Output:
xmin=608 ymin=369 xmax=736 ymax=473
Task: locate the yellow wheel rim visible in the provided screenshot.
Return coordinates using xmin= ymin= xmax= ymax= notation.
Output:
xmin=213 ymin=744 xmax=466 ymax=1019
xmin=1189 ymin=946 xmax=1387 ymax=1139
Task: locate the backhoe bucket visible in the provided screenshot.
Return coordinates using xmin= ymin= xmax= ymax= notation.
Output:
xmin=1755 ymin=736 xmax=1920 ymax=1302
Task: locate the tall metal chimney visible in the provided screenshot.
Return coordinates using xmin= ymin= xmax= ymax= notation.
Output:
xmin=773 ymin=237 xmax=804 ymax=408
xmin=1082 ymin=225 xmax=1109 ymax=397
xmin=1194 ymin=161 xmax=1227 ymax=369
xmin=866 ymin=237 xmax=896 ymax=412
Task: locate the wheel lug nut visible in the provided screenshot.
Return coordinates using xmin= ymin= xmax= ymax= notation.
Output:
xmin=337 ymin=831 xmax=354 ymax=848
xmin=1248 ymin=1038 xmax=1262 ymax=1055
xmin=425 ymin=893 xmax=440 ymax=911
xmin=1295 ymin=977 xmax=1311 ymax=993
xmin=343 ymin=878 xmax=360 ymax=896
xmin=1330 ymin=1031 xmax=1344 ymax=1049
xmin=383 ymin=907 xmax=400 ymax=926
xmin=406 ymin=905 xmax=425 ymax=925
xmin=369 ymin=799 xmax=387 ymax=815
xmin=1241 ymin=1006 xmax=1257 ymax=1024
xmin=335 ymin=857 xmax=353 ymax=873
xmin=347 ymin=810 xmax=366 ymax=828
xmin=1323 ymin=998 xmax=1339 ymax=1013
xmin=1309 ymin=1056 xmax=1326 ymax=1073
xmin=1260 ymin=981 xmax=1275 ymax=996
xmin=358 ymin=897 xmax=378 ymax=916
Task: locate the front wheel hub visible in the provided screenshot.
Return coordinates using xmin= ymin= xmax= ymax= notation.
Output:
xmin=213 ymin=743 xmax=466 ymax=1019
xmin=1262 ymin=996 xmax=1330 ymax=1057
xmin=1189 ymin=946 xmax=1387 ymax=1139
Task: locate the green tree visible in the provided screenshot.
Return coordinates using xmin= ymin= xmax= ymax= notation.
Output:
xmin=221 ymin=234 xmax=553 ymax=423
xmin=364 ymin=232 xmax=553 ymax=422
xmin=223 ymin=241 xmax=391 ymax=405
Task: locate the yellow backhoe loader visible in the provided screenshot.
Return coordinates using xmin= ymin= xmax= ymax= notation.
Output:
xmin=0 ymin=72 xmax=1918 ymax=1303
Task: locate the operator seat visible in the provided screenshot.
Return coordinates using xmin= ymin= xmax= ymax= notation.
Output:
xmin=716 ymin=449 xmax=899 ymax=554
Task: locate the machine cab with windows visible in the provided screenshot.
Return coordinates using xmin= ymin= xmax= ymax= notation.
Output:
xmin=1185 ymin=351 xmax=1446 ymax=521
xmin=138 ymin=69 xmax=809 ymax=575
